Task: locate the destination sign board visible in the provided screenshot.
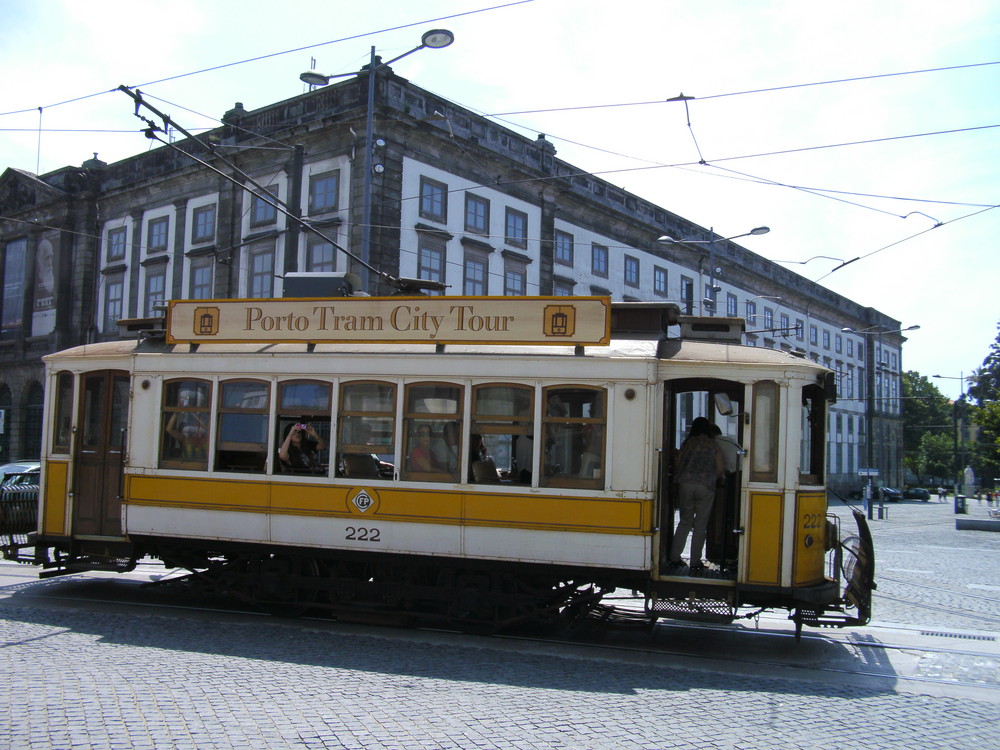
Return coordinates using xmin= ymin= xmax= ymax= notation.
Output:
xmin=166 ymin=296 xmax=611 ymax=346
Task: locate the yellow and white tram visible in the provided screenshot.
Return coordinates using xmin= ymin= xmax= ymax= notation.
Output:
xmin=25 ymin=296 xmax=874 ymax=633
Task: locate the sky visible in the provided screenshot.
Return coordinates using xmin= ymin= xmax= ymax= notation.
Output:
xmin=1 ymin=0 xmax=998 ymax=400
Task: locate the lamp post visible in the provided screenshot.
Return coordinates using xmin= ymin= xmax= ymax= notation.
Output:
xmin=843 ymin=324 xmax=920 ymax=518
xmin=300 ymin=29 xmax=455 ymax=292
xmin=657 ymin=226 xmax=769 ymax=315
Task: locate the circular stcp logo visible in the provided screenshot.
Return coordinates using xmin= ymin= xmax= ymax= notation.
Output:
xmin=349 ymin=488 xmax=379 ymax=514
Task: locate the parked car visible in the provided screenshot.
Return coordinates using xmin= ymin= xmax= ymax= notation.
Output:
xmin=903 ymin=487 xmax=931 ymax=501
xmin=0 ymin=461 xmax=40 ymax=538
xmin=0 ymin=461 xmax=39 ymax=487
xmin=877 ymin=486 xmax=903 ymax=502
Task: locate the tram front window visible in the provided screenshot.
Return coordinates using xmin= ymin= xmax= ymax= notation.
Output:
xmin=800 ymin=383 xmax=826 ymax=485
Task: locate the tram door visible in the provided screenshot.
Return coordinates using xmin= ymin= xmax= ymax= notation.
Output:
xmin=660 ymin=379 xmax=744 ymax=574
xmin=72 ymin=371 xmax=130 ymax=536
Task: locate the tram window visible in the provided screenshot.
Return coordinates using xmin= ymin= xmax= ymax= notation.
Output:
xmin=216 ymin=379 xmax=269 ymax=473
xmin=402 ymin=382 xmax=463 ymax=482
xmin=110 ymin=376 xmax=129 ymax=450
xmin=800 ymin=384 xmax=826 ymax=485
xmin=80 ymin=376 xmax=105 ymax=451
xmin=275 ymin=380 xmax=331 ymax=475
xmin=337 ymin=381 xmax=395 ymax=480
xmin=161 ymin=379 xmax=212 ymax=470
xmin=471 ymin=384 xmax=533 ymax=484
xmin=750 ymin=380 xmax=780 ymax=483
xmin=540 ymin=386 xmax=606 ymax=489
xmin=51 ymin=371 xmax=73 ymax=454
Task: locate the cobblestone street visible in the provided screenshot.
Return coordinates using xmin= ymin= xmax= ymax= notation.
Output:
xmin=0 ymin=497 xmax=997 ymax=749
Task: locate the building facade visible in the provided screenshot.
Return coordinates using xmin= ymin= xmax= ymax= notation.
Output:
xmin=0 ymin=64 xmax=912 ymax=492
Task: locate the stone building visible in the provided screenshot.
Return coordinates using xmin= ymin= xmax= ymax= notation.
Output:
xmin=0 ymin=62 xmax=912 ymax=491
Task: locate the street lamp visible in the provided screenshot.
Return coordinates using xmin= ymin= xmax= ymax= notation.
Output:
xmin=300 ymin=29 xmax=455 ymax=291
xmin=842 ymin=324 xmax=920 ymax=518
xmin=657 ymin=226 xmax=770 ymax=315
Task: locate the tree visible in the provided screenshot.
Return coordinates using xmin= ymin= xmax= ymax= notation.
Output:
xmin=969 ymin=321 xmax=1000 ymax=488
xmin=901 ymin=371 xmax=951 ymax=481
xmin=916 ymin=431 xmax=953 ymax=483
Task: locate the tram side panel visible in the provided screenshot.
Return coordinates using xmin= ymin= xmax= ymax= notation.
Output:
xmin=120 ymin=370 xmax=656 ymax=573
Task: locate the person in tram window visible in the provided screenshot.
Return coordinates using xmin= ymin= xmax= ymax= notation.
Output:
xmin=409 ymin=424 xmax=436 ymax=472
xmin=279 ymin=421 xmax=325 ymax=473
xmin=668 ymin=417 xmax=725 ymax=571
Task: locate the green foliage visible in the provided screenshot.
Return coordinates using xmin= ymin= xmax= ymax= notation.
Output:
xmin=916 ymin=431 xmax=953 ymax=482
xmin=901 ymin=371 xmax=952 ymax=482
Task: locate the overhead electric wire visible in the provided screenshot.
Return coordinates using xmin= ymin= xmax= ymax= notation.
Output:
xmin=485 ymin=60 xmax=1000 ymax=117
xmin=0 ymin=1 xmax=533 ymax=119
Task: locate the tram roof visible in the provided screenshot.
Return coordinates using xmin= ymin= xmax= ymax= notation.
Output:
xmin=44 ymin=334 xmax=824 ymax=371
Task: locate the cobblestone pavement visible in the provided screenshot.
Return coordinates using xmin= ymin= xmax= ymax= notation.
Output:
xmin=829 ymin=494 xmax=1000 ymax=632
xmin=0 ymin=497 xmax=998 ymax=750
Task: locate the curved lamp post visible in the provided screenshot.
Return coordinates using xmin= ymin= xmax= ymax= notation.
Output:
xmin=300 ymin=30 xmax=455 ymax=291
xmin=657 ymin=226 xmax=769 ymax=314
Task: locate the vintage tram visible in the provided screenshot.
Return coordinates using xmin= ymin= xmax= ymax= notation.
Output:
xmin=15 ymin=295 xmax=873 ymax=634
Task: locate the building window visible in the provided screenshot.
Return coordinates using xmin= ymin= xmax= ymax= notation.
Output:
xmin=847 ymin=338 xmax=854 ymax=357
xmin=107 ymin=227 xmax=127 ymax=261
xmin=464 ymin=194 xmax=489 ymax=234
xmin=504 ymin=208 xmax=528 ymax=248
xmin=418 ymin=237 xmax=446 ymax=293
xmin=306 ymin=239 xmax=335 ymax=272
xmin=680 ymin=276 xmax=694 ymax=314
xmin=192 ymin=205 xmax=216 ymax=244
xmin=504 ymin=261 xmax=526 ymax=296
xmin=308 ymin=171 xmax=339 ymax=214
xmin=554 ymin=230 xmax=574 ymax=266
xmin=419 ymin=177 xmax=447 ymax=223
xmin=624 ymin=255 xmax=640 ymax=288
xmin=745 ymin=300 xmax=757 ymax=325
xmin=727 ymin=293 xmax=738 ymax=317
xmin=250 ymin=185 xmax=279 ymax=226
xmin=463 ymin=249 xmax=489 ymax=296
xmin=144 ymin=267 xmax=166 ymax=316
xmin=780 ymin=313 xmax=790 ymax=336
xmin=823 ymin=330 xmax=831 ymax=349
xmin=591 ymin=243 xmax=608 ymax=278
xmin=796 ymin=318 xmax=805 ymax=341
xmin=764 ymin=307 xmax=774 ymax=330
xmin=553 ymin=279 xmax=574 ymax=296
xmin=809 ymin=324 xmax=818 ymax=345
xmin=248 ymin=243 xmax=274 ymax=298
xmin=835 ymin=334 xmax=843 ymax=354
xmin=103 ymin=275 xmax=124 ymax=333
xmin=147 ymin=217 xmax=169 ymax=253
xmin=654 ymin=267 xmax=668 ymax=298
xmin=189 ymin=258 xmax=214 ymax=299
